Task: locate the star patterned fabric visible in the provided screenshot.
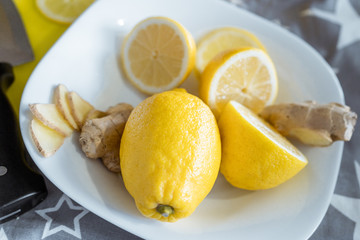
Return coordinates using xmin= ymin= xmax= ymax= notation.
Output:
xmin=35 ymin=194 xmax=88 ymax=239
xmin=328 ymin=160 xmax=360 ymax=240
xmin=0 ymin=228 xmax=8 ymax=240
xmin=0 ymin=0 xmax=359 ymax=239
xmin=302 ymin=0 xmax=360 ymax=50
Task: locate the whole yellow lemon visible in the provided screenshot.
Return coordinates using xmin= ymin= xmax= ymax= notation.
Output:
xmin=120 ymin=90 xmax=221 ymax=222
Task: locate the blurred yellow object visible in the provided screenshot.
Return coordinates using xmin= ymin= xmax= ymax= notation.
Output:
xmin=7 ymin=0 xmax=69 ymax=116
xmin=36 ymin=0 xmax=95 ymax=24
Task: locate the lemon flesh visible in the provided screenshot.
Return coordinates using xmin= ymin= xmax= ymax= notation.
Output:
xmin=121 ymin=17 xmax=196 ymax=94
xmin=36 ymin=0 xmax=95 ymax=24
xmin=196 ymin=27 xmax=266 ymax=74
xmin=218 ymin=101 xmax=308 ymax=190
xmin=200 ymin=48 xmax=278 ymax=118
xmin=120 ymin=91 xmax=221 ymax=222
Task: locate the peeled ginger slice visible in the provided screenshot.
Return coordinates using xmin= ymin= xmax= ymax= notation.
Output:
xmin=30 ymin=118 xmax=65 ymax=157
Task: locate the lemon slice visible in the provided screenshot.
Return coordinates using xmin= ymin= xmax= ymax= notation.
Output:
xmin=121 ymin=16 xmax=196 ymax=94
xmin=200 ymin=47 xmax=278 ymax=118
xmin=218 ymin=101 xmax=308 ymax=190
xmin=36 ymin=0 xmax=95 ymax=24
xmin=196 ymin=27 xmax=266 ymax=74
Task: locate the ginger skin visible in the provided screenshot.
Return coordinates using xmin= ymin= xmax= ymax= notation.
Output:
xmin=79 ymin=103 xmax=133 ymax=172
xmin=260 ymin=101 xmax=357 ymax=146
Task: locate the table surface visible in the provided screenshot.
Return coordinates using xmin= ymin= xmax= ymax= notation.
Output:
xmin=1 ymin=0 xmax=360 ymax=239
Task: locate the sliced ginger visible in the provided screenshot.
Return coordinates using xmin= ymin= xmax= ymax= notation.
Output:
xmin=54 ymin=84 xmax=79 ymax=130
xmin=29 ymin=103 xmax=73 ymax=137
xmin=30 ymin=118 xmax=65 ymax=157
xmin=260 ymin=101 xmax=357 ymax=146
xmin=29 ymin=83 xmax=134 ymax=167
xmin=67 ymin=91 xmax=94 ymax=129
xmin=30 ymin=85 xmax=97 ymax=157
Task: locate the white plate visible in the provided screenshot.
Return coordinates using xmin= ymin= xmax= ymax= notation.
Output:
xmin=19 ymin=0 xmax=345 ymax=239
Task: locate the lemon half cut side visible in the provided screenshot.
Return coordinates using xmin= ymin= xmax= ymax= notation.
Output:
xmin=218 ymin=100 xmax=308 ymax=190
xmin=200 ymin=47 xmax=278 ymax=118
xmin=196 ymin=27 xmax=266 ymax=74
xmin=121 ymin=16 xmax=196 ymax=94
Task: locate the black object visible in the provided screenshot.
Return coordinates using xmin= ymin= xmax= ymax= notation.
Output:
xmin=0 ymin=63 xmax=47 ymax=224
xmin=0 ymin=0 xmax=34 ymax=65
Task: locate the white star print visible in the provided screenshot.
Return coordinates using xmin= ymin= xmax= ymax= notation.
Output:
xmin=331 ymin=160 xmax=360 ymax=240
xmin=36 ymin=194 xmax=89 ymax=239
xmin=301 ymin=0 xmax=360 ymax=50
xmin=0 ymin=228 xmax=8 ymax=240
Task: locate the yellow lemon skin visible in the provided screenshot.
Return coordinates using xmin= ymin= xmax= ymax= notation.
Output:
xmin=120 ymin=91 xmax=221 ymax=222
xmin=218 ymin=101 xmax=308 ymax=190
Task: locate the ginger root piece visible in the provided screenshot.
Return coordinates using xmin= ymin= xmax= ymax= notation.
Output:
xmin=29 ymin=103 xmax=73 ymax=137
xmin=54 ymin=84 xmax=79 ymax=130
xmin=67 ymin=91 xmax=94 ymax=129
xmin=85 ymin=109 xmax=107 ymax=121
xmin=260 ymin=101 xmax=357 ymax=146
xmin=30 ymin=118 xmax=65 ymax=157
xmin=79 ymin=103 xmax=133 ymax=172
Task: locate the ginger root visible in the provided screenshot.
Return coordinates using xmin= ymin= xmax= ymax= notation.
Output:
xmin=79 ymin=103 xmax=133 ymax=172
xmin=85 ymin=109 xmax=107 ymax=121
xmin=260 ymin=101 xmax=357 ymax=146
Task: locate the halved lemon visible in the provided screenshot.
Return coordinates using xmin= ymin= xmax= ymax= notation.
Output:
xmin=121 ymin=16 xmax=196 ymax=94
xmin=218 ymin=100 xmax=308 ymax=190
xmin=196 ymin=27 xmax=266 ymax=74
xmin=200 ymin=47 xmax=278 ymax=118
xmin=36 ymin=0 xmax=95 ymax=24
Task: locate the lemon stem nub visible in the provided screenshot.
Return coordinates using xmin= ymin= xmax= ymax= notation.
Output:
xmin=156 ymin=204 xmax=174 ymax=217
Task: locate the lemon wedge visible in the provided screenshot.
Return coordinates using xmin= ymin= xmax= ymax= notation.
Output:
xmin=121 ymin=16 xmax=196 ymax=94
xmin=218 ymin=100 xmax=308 ymax=190
xmin=200 ymin=47 xmax=278 ymax=118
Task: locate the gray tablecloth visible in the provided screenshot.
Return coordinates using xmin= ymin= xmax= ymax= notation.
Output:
xmin=1 ymin=0 xmax=359 ymax=239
